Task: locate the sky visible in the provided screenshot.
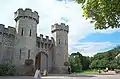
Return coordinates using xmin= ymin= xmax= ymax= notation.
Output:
xmin=0 ymin=0 xmax=120 ymax=56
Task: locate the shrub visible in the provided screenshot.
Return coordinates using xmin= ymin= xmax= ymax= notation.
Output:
xmin=0 ymin=64 xmax=16 ymax=76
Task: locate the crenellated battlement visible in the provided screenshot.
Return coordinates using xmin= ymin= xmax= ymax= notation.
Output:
xmin=0 ymin=24 xmax=16 ymax=36
xmin=51 ymin=23 xmax=69 ymax=33
xmin=36 ymin=34 xmax=54 ymax=44
xmin=14 ymin=8 xmax=39 ymax=24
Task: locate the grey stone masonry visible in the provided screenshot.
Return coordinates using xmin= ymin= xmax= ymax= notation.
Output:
xmin=0 ymin=8 xmax=69 ymax=75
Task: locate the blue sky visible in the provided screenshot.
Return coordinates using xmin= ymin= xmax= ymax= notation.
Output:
xmin=79 ymin=32 xmax=120 ymax=43
xmin=0 ymin=0 xmax=120 ymax=56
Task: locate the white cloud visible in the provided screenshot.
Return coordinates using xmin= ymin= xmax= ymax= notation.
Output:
xmin=0 ymin=0 xmax=120 ymax=56
xmin=69 ymin=42 xmax=120 ymax=56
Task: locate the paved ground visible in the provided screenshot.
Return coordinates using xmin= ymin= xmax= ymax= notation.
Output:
xmin=0 ymin=74 xmax=120 ymax=79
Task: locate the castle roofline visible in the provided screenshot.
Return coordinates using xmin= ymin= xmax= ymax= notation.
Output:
xmin=36 ymin=34 xmax=54 ymax=44
xmin=51 ymin=23 xmax=69 ymax=33
xmin=14 ymin=8 xmax=39 ymax=24
xmin=0 ymin=24 xmax=16 ymax=35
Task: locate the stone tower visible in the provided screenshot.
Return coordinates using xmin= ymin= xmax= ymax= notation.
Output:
xmin=14 ymin=8 xmax=39 ymax=74
xmin=51 ymin=23 xmax=69 ymax=73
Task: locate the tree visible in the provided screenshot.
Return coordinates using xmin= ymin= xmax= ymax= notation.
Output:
xmin=76 ymin=0 xmax=120 ymax=29
xmin=90 ymin=45 xmax=120 ymax=70
xmin=69 ymin=52 xmax=91 ymax=72
xmin=90 ymin=59 xmax=108 ymax=69
xmin=82 ymin=56 xmax=90 ymax=70
xmin=69 ymin=54 xmax=82 ymax=72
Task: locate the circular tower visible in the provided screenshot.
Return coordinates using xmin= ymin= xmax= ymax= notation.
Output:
xmin=51 ymin=23 xmax=69 ymax=73
xmin=14 ymin=8 xmax=39 ymax=74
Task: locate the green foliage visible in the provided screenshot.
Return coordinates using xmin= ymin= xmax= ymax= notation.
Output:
xmin=0 ymin=64 xmax=16 ymax=76
xmin=82 ymin=56 xmax=90 ymax=70
xmin=90 ymin=59 xmax=109 ymax=69
xmin=70 ymin=46 xmax=120 ymax=72
xmin=90 ymin=45 xmax=120 ymax=70
xmin=69 ymin=53 xmax=82 ymax=72
xmin=69 ymin=52 xmax=90 ymax=73
xmin=76 ymin=0 xmax=120 ymax=29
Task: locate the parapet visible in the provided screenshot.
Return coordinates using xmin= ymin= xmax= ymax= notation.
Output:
xmin=51 ymin=23 xmax=69 ymax=33
xmin=0 ymin=24 xmax=16 ymax=35
xmin=36 ymin=34 xmax=54 ymax=44
xmin=14 ymin=8 xmax=39 ymax=24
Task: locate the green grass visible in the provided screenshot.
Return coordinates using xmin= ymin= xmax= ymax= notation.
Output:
xmin=80 ymin=70 xmax=99 ymax=74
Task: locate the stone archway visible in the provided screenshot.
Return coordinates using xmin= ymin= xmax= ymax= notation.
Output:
xmin=35 ymin=52 xmax=48 ymax=72
xmin=35 ymin=53 xmax=41 ymax=70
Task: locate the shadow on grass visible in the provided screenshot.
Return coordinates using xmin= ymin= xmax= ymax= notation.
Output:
xmin=68 ymin=74 xmax=96 ymax=77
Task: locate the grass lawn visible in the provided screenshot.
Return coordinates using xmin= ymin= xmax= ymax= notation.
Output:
xmin=80 ymin=70 xmax=99 ymax=74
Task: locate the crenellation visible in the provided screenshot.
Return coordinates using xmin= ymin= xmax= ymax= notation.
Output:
xmin=37 ymin=34 xmax=54 ymax=45
xmin=0 ymin=25 xmax=16 ymax=36
xmin=43 ymin=38 xmax=46 ymax=42
xmin=32 ymin=11 xmax=39 ymax=23
xmin=8 ymin=26 xmax=16 ymax=35
xmin=24 ymin=8 xmax=32 ymax=17
xmin=46 ymin=35 xmax=49 ymax=38
xmin=51 ymin=37 xmax=54 ymax=44
xmin=46 ymin=36 xmax=49 ymax=42
xmin=54 ymin=23 xmax=59 ymax=26
xmin=40 ymin=34 xmax=43 ymax=38
xmin=4 ymin=28 xmax=8 ymax=34
xmin=61 ymin=23 xmax=65 ymax=26
xmin=0 ymin=24 xmax=5 ymax=32
xmin=51 ymin=23 xmax=69 ymax=33
xmin=25 ymin=8 xmax=32 ymax=12
xmin=14 ymin=8 xmax=39 ymax=24
xmin=14 ymin=8 xmax=24 ymax=21
xmin=0 ymin=24 xmax=5 ymax=27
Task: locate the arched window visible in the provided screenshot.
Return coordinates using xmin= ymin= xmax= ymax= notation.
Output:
xmin=21 ymin=28 xmax=23 ymax=36
xmin=29 ymin=29 xmax=31 ymax=36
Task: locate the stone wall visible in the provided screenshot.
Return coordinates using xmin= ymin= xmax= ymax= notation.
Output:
xmin=0 ymin=24 xmax=15 ymax=64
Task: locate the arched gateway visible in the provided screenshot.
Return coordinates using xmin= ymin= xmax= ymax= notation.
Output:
xmin=35 ymin=52 xmax=48 ymax=72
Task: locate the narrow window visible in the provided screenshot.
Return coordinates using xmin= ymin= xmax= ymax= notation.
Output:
xmin=28 ymin=49 xmax=30 ymax=59
xmin=45 ymin=43 xmax=47 ymax=48
xmin=59 ymin=39 xmax=60 ymax=44
xmin=21 ymin=28 xmax=23 ymax=36
xmin=19 ymin=49 xmax=21 ymax=60
xmin=48 ymin=44 xmax=50 ymax=47
xmin=41 ymin=43 xmax=43 ymax=48
xmin=29 ymin=29 xmax=31 ymax=37
xmin=38 ymin=42 xmax=40 ymax=48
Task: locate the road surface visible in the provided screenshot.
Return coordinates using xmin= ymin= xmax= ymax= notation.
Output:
xmin=0 ymin=74 xmax=120 ymax=79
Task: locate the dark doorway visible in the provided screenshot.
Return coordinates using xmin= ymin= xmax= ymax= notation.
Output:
xmin=35 ymin=53 xmax=41 ymax=70
xmin=35 ymin=52 xmax=48 ymax=71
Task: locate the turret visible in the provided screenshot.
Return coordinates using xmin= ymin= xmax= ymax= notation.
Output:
xmin=51 ymin=23 xmax=69 ymax=33
xmin=51 ymin=23 xmax=69 ymax=74
xmin=14 ymin=8 xmax=39 ymax=24
xmin=14 ymin=8 xmax=39 ymax=70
